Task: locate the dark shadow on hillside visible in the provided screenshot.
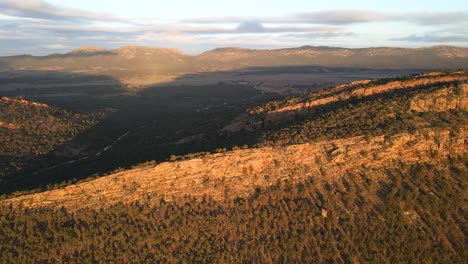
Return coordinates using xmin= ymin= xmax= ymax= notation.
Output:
xmin=0 ymin=65 xmax=442 ymax=196
xmin=0 ymin=68 xmax=278 ymax=195
xmin=0 ymin=71 xmax=129 ymax=194
xmin=0 ymin=70 xmax=123 ymax=101
xmin=143 ymin=65 xmax=425 ymax=94
xmin=0 ymin=59 xmax=8 ymax=70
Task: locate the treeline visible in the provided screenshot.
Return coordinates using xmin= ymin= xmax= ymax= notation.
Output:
xmin=0 ymin=159 xmax=465 ymax=263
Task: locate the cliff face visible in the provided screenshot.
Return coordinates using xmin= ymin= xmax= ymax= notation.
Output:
xmin=2 ymin=127 xmax=464 ymax=211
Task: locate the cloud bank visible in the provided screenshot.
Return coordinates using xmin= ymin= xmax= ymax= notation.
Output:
xmin=184 ymin=10 xmax=468 ymax=25
xmin=0 ymin=0 xmax=466 ymax=55
xmin=0 ymin=0 xmax=121 ymax=22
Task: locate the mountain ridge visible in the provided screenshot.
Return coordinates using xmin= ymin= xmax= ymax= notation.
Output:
xmin=2 ymin=70 xmax=466 ymax=210
xmin=1 ymin=45 xmax=466 ymax=58
xmin=1 ymin=45 xmax=467 ymax=90
xmin=2 ymin=126 xmax=463 ymax=211
xmin=1 ymin=70 xmax=466 ymax=263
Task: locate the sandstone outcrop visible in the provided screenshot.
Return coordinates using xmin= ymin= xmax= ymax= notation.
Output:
xmin=2 ymin=127 xmax=464 ymax=211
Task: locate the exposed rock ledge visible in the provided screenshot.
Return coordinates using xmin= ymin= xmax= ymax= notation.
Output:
xmin=2 ymin=127 xmax=465 ymax=211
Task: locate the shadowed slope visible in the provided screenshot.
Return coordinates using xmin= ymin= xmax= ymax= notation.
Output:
xmin=2 ymin=71 xmax=466 ymax=210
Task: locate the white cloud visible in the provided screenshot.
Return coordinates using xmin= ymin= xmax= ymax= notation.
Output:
xmin=42 ymin=44 xmax=65 ymax=49
xmin=392 ymin=34 xmax=468 ymax=43
xmin=184 ymin=10 xmax=468 ymax=26
xmin=0 ymin=0 xmax=122 ymax=22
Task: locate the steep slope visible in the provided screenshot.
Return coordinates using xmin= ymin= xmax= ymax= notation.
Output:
xmin=2 ymin=71 xmax=466 ymax=210
xmin=2 ymin=127 xmax=464 ymax=211
xmin=1 ymin=157 xmax=465 ymax=262
xmin=222 ymin=71 xmax=468 ymax=134
xmin=1 ymin=71 xmax=466 ymax=263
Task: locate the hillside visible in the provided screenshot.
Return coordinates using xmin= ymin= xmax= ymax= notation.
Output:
xmin=0 ymin=71 xmax=466 ymax=262
xmin=0 ymin=97 xmax=105 ymax=178
xmin=2 ymin=70 xmax=466 ymax=209
xmin=2 ymin=127 xmax=464 ymax=211
xmin=196 ymin=45 xmax=468 ymax=70
xmin=222 ymin=71 xmax=468 ymax=134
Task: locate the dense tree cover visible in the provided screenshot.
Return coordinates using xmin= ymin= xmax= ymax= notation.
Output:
xmin=0 ymin=97 xmax=105 ymax=177
xmin=253 ymin=70 xmax=466 ymax=113
xmin=0 ymin=71 xmax=466 ymax=262
xmin=258 ymin=80 xmax=466 ymax=146
xmin=0 ymin=159 xmax=465 ymax=263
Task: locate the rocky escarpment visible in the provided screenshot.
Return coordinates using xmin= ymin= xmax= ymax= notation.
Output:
xmin=1 ymin=96 xmax=49 ymax=108
xmin=2 ymin=71 xmax=466 ymax=212
xmin=222 ymin=73 xmax=468 ymax=133
xmin=409 ymin=84 xmax=468 ymax=112
xmin=2 ymin=127 xmax=465 ymax=211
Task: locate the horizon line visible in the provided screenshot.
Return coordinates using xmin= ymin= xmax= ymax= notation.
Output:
xmin=1 ymin=44 xmax=467 ymax=57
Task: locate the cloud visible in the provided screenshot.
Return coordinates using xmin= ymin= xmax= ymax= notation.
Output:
xmin=13 ymin=20 xmax=341 ymax=37
xmin=42 ymin=44 xmax=65 ymax=49
xmin=184 ymin=10 xmax=468 ymax=26
xmin=285 ymin=32 xmax=356 ymax=39
xmin=182 ymin=11 xmax=382 ymax=25
xmin=392 ymin=34 xmax=468 ymax=43
xmin=233 ymin=22 xmax=340 ymax=34
xmin=26 ymin=24 xmax=145 ymax=35
xmin=180 ymin=22 xmax=341 ymax=35
xmin=0 ymin=0 xmax=122 ymax=22
xmin=236 ymin=21 xmax=265 ymax=33
xmin=406 ymin=12 xmax=468 ymax=25
xmin=290 ymin=10 xmax=386 ymax=25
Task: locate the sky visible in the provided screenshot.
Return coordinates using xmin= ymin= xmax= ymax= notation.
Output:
xmin=0 ymin=0 xmax=467 ymax=55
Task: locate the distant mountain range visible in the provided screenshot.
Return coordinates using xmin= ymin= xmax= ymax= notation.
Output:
xmin=1 ymin=45 xmax=467 ymax=74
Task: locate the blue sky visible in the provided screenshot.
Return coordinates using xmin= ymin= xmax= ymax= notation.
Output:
xmin=0 ymin=0 xmax=467 ymax=55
